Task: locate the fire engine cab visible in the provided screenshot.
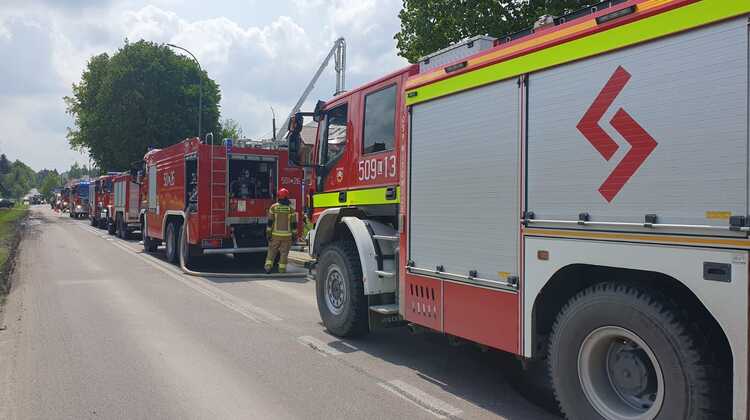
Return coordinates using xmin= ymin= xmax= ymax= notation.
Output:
xmin=288 ymin=0 xmax=750 ymax=418
xmin=68 ymin=179 xmax=90 ymax=219
xmin=141 ymin=137 xmax=303 ymax=267
xmin=89 ymin=174 xmax=115 ymax=229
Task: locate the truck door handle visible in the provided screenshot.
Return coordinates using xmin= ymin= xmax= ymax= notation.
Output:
xmin=703 ymin=262 xmax=731 ymax=283
xmin=338 ymin=191 xmax=347 ymax=203
xmin=385 ymin=186 xmax=397 ymax=201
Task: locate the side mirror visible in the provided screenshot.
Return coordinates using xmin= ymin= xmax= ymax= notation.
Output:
xmin=288 ymin=113 xmax=306 ymax=167
xmin=313 ymin=100 xmax=326 ymax=123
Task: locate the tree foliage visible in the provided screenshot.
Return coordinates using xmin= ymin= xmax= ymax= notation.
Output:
xmin=219 ymin=118 xmax=244 ymax=140
xmin=1 ymin=160 xmax=37 ymax=199
xmin=65 ymin=40 xmax=221 ymax=171
xmin=39 ymin=171 xmax=62 ymax=202
xmin=395 ymin=0 xmax=597 ymax=63
xmin=63 ymin=162 xmax=99 ymax=180
xmin=0 ymin=154 xmax=10 ymax=176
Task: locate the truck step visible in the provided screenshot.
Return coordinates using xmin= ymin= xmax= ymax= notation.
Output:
xmin=369 ymin=304 xmax=399 ymax=315
xmin=373 ymin=235 xmax=399 ymax=242
xmin=375 ymin=270 xmax=395 ymax=278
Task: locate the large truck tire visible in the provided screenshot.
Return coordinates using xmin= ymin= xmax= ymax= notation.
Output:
xmin=315 ymin=240 xmax=369 ymax=338
xmin=165 ymin=221 xmax=181 ymax=264
xmin=116 ymin=217 xmax=130 ymax=240
xmin=179 ymin=223 xmax=193 ymax=270
xmin=548 ymin=282 xmax=727 ymax=420
xmin=142 ymin=220 xmax=158 ymax=253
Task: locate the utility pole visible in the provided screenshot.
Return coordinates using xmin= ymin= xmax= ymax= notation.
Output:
xmin=166 ymin=43 xmax=203 ymax=139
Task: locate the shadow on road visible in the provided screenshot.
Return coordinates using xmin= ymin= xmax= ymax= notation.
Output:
xmin=63 ymin=212 xmax=559 ymax=418
xmin=326 ymin=327 xmax=562 ymax=419
xmin=116 ymin=236 xmax=309 ymax=283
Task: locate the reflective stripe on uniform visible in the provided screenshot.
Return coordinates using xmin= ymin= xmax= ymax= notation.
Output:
xmin=270 ymin=203 xmax=294 ymax=234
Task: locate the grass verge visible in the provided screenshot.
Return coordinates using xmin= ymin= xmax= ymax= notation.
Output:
xmin=0 ymin=206 xmax=28 ymax=297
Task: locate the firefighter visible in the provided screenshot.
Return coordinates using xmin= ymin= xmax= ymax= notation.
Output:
xmin=264 ymin=188 xmax=297 ymax=274
xmin=231 ymin=169 xmax=256 ymax=198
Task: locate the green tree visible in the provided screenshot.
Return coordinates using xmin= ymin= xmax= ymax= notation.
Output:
xmin=65 ymin=40 xmax=222 ymax=171
xmin=0 ymin=154 xmax=10 ymax=175
xmin=2 ymin=160 xmax=37 ymax=199
xmin=65 ymin=162 xmax=84 ymax=180
xmin=394 ymin=0 xmax=596 ymax=63
xmin=39 ymin=171 xmax=62 ymax=202
xmin=219 ymin=118 xmax=244 ymax=140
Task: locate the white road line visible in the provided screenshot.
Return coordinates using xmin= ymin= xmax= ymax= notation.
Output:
xmin=297 ymin=335 xmax=343 ymax=357
xmin=378 ymin=380 xmax=462 ymax=419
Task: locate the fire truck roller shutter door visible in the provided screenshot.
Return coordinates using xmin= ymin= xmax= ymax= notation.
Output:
xmin=409 ymin=78 xmax=519 ymax=284
xmin=526 ymin=17 xmax=748 ymax=230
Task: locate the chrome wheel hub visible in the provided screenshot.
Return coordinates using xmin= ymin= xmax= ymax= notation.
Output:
xmin=324 ymin=264 xmax=347 ymax=316
xmin=578 ymin=326 xmax=664 ymax=420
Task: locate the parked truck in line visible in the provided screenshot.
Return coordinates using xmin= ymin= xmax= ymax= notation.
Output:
xmin=57 ymin=187 xmax=69 ymax=213
xmin=111 ymin=171 xmax=141 ymax=239
xmin=288 ymin=0 xmax=750 ymax=418
xmin=141 ymin=137 xmax=304 ymax=268
xmin=68 ymin=179 xmax=90 ymax=219
xmin=89 ymin=174 xmax=115 ymax=229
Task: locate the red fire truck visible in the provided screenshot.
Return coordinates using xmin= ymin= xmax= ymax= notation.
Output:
xmin=288 ymin=1 xmax=750 ymax=418
xmin=141 ymin=137 xmax=304 ymax=267
xmin=59 ymin=187 xmax=70 ymax=213
xmin=68 ymin=179 xmax=90 ymax=219
xmin=89 ymin=174 xmax=116 ymax=229
xmin=111 ymin=172 xmax=141 ymax=239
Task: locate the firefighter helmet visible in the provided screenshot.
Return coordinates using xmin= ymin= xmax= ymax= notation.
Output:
xmin=278 ymin=188 xmax=289 ymax=199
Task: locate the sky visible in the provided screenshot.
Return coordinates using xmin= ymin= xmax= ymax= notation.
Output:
xmin=0 ymin=0 xmax=408 ymax=172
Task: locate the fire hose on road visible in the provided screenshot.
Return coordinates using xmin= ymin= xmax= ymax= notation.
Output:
xmin=178 ymin=215 xmax=308 ymax=279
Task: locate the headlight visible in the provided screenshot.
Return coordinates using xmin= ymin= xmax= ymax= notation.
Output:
xmin=75 ymin=205 xmax=83 ymax=211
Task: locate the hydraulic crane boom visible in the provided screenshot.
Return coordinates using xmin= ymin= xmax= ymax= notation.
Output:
xmin=276 ymin=37 xmax=346 ymax=141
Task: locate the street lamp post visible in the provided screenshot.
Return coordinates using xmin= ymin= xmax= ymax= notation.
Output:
xmin=166 ymin=43 xmax=203 ymax=139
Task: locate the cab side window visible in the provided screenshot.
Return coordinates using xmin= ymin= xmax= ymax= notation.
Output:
xmin=362 ymin=84 xmax=396 ymax=154
xmin=319 ymin=104 xmax=348 ymax=166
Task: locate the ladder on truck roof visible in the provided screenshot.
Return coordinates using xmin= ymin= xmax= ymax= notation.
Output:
xmin=208 ymin=133 xmax=228 ymax=237
xmin=275 ymin=37 xmax=346 ymax=141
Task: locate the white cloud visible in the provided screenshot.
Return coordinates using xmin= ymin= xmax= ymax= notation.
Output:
xmin=0 ymin=94 xmax=87 ymax=171
xmin=0 ymin=0 xmax=408 ymax=171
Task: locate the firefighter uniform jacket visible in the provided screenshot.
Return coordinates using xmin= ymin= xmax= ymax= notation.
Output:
xmin=267 ymin=200 xmax=297 ymax=238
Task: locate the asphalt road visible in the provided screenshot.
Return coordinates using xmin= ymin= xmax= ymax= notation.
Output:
xmin=0 ymin=206 xmax=559 ymax=420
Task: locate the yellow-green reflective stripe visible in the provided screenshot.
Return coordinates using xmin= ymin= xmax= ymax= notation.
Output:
xmin=313 ymin=186 xmax=400 ymax=208
xmin=405 ymin=0 xmax=750 ymax=105
xmin=272 ymin=232 xmax=292 ymax=237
